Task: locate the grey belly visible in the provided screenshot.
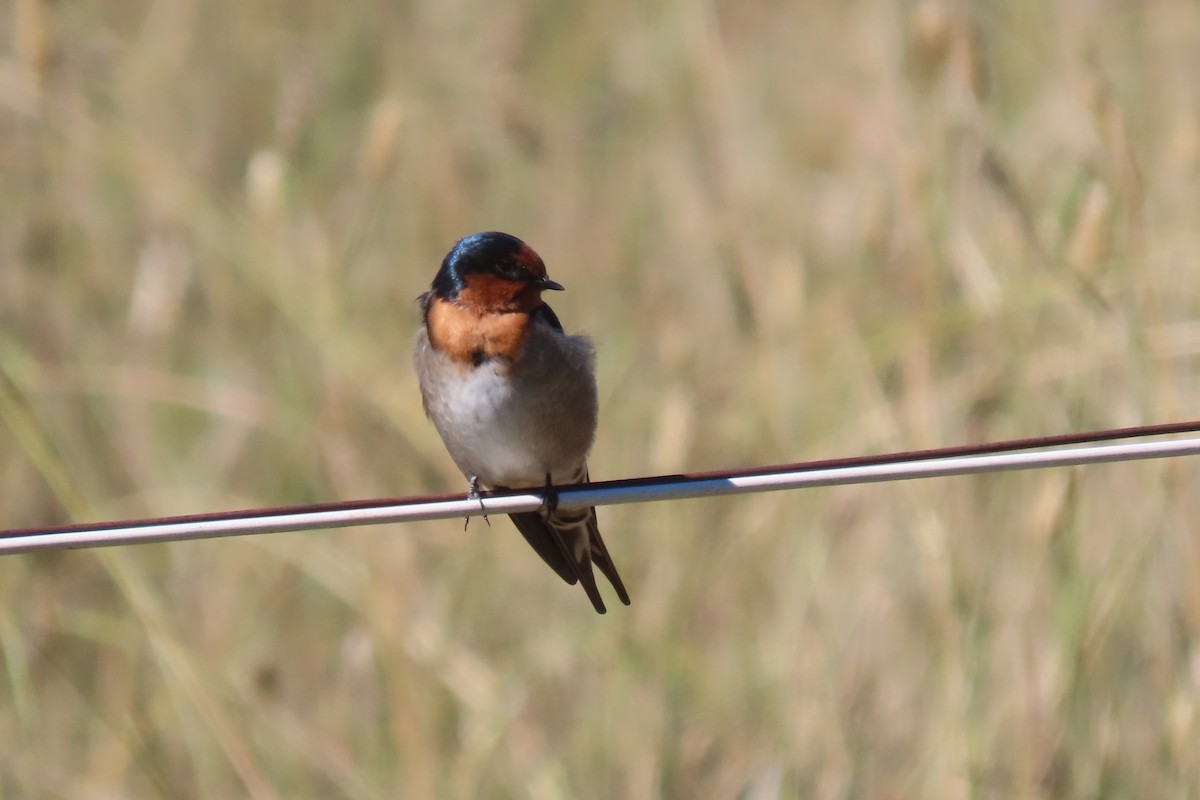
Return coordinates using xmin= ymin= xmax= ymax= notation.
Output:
xmin=415 ymin=332 xmax=598 ymax=488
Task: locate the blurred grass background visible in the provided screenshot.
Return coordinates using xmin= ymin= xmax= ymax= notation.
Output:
xmin=2 ymin=0 xmax=1200 ymax=796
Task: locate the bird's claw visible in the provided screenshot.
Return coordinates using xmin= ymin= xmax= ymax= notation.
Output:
xmin=465 ymin=475 xmax=490 ymax=530
xmin=541 ymin=472 xmax=559 ymax=515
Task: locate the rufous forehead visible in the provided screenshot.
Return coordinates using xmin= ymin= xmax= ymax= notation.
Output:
xmin=513 ymin=243 xmax=547 ymax=277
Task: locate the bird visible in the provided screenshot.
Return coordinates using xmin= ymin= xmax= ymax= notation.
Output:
xmin=413 ymin=231 xmax=631 ymax=613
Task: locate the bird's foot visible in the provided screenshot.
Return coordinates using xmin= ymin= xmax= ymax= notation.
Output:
xmin=541 ymin=472 xmax=559 ymax=515
xmin=465 ymin=475 xmax=490 ymax=530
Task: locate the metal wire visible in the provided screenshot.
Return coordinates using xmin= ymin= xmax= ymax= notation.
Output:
xmin=2 ymin=425 xmax=1198 ymax=555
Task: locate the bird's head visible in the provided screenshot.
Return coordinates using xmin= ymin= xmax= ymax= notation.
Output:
xmin=430 ymin=232 xmax=564 ymax=314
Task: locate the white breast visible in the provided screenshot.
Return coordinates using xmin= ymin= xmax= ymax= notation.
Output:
xmin=430 ymin=360 xmax=546 ymax=484
xmin=413 ymin=325 xmax=598 ymax=488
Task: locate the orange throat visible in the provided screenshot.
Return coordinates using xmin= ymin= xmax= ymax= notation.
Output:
xmin=426 ymin=297 xmax=531 ymax=365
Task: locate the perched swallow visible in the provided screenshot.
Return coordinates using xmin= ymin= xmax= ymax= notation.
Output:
xmin=413 ymin=231 xmax=631 ymax=613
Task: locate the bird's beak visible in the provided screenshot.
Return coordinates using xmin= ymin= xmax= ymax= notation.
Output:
xmin=534 ymin=277 xmax=565 ymax=292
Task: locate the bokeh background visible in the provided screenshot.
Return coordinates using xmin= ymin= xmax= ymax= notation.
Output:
xmin=3 ymin=0 xmax=1200 ymax=796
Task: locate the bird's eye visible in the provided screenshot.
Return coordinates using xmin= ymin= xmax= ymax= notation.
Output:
xmin=496 ymin=261 xmax=528 ymax=281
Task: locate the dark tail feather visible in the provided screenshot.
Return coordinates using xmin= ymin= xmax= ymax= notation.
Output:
xmin=500 ymin=471 xmax=629 ymax=614
xmin=587 ymin=511 xmax=631 ymax=606
xmin=577 ymin=469 xmax=631 ymax=607
xmin=507 ymin=511 xmax=579 ymax=586
xmin=506 ymin=509 xmax=613 ymax=614
xmin=572 ymin=547 xmax=608 ymax=614
xmin=542 ymin=505 xmax=608 ymax=614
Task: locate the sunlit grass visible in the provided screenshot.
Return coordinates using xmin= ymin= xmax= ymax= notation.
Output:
xmin=2 ymin=0 xmax=1200 ymax=796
